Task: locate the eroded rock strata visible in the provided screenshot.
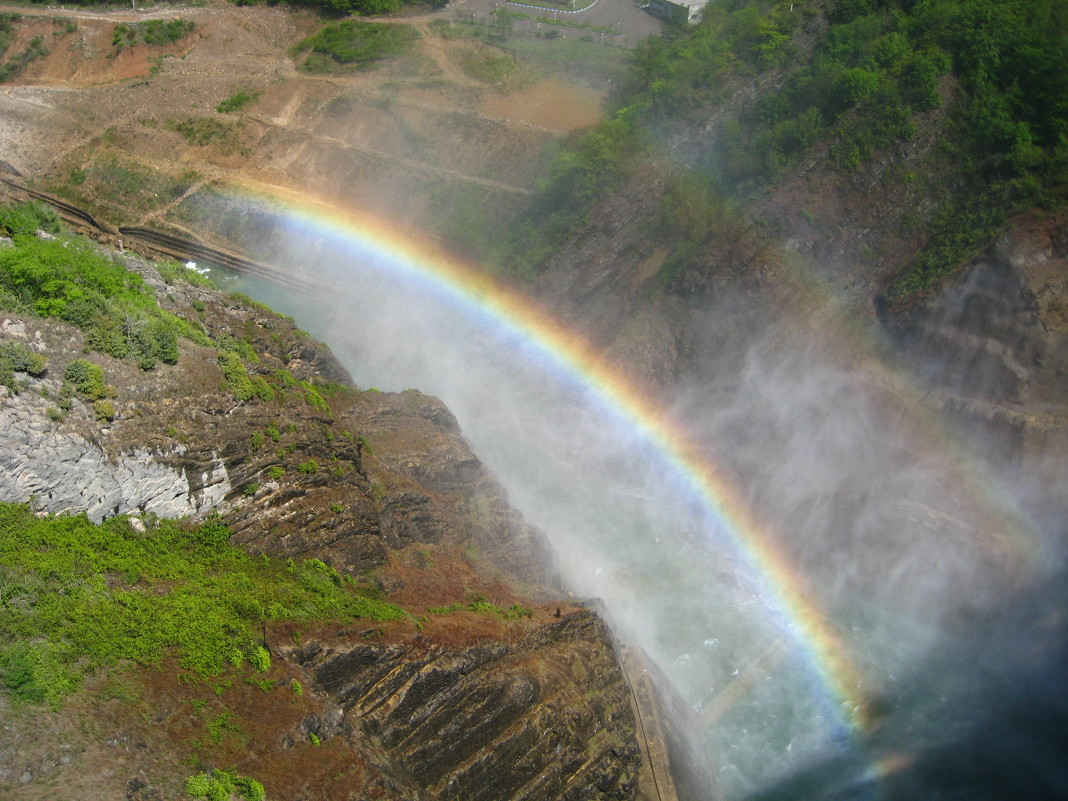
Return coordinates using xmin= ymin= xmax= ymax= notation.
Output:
xmin=0 ymin=239 xmax=659 ymax=801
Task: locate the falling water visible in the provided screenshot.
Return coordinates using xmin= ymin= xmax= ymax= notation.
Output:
xmin=204 ymin=199 xmax=1064 ymax=801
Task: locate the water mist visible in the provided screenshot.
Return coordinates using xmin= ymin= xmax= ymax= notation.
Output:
xmin=214 ymin=201 xmax=1063 ymax=801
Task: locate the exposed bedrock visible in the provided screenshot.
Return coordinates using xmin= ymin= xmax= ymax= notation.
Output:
xmin=290 ymin=609 xmax=643 ymax=801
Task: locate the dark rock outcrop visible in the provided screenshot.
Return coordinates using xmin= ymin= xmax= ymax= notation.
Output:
xmin=290 ymin=609 xmax=641 ymax=801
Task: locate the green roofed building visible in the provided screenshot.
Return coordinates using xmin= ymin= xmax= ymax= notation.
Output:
xmin=646 ymin=0 xmax=707 ymax=24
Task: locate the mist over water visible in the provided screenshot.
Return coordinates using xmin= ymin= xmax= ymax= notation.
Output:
xmin=221 ymin=209 xmax=1065 ymax=801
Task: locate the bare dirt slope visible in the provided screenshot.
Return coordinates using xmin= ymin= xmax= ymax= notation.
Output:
xmin=0 ymin=0 xmax=643 ymax=250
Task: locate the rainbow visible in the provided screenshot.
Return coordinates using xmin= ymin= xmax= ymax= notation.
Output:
xmin=227 ymin=185 xmax=879 ymax=737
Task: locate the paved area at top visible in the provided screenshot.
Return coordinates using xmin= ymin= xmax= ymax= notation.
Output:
xmin=450 ymin=0 xmax=663 ymax=47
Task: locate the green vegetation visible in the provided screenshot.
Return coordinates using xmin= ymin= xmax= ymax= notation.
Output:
xmin=0 ymin=339 xmax=47 ymax=393
xmin=185 ymin=769 xmax=265 ymax=801
xmin=426 ymin=593 xmax=533 ymax=620
xmin=0 ymin=200 xmax=59 ymax=238
xmin=216 ymin=89 xmax=262 ymax=114
xmin=52 ymin=157 xmax=200 ymax=226
xmin=0 ymin=22 xmax=49 ymax=83
xmin=64 ymin=358 xmax=110 ymax=400
xmin=156 ymin=258 xmax=215 ymax=289
xmin=456 ymin=46 xmax=518 ymax=84
xmin=0 ymin=13 xmax=17 ymax=61
xmin=503 ymin=0 xmax=1068 ymax=302
xmin=218 ymin=351 xmax=254 ymax=402
xmin=429 ymin=14 xmax=628 ymax=89
xmin=272 ymin=369 xmax=298 ymax=389
xmin=291 ymin=20 xmax=420 ymax=73
xmin=93 ymin=399 xmax=115 ymax=422
xmin=247 ymin=645 xmax=271 ymax=672
xmin=0 ymin=503 xmax=405 ymax=708
xmin=167 ymin=117 xmax=242 ymax=149
xmin=0 ymin=217 xmax=191 ymax=369
xmin=229 ymin=0 xmax=442 ymax=18
xmin=113 ymin=19 xmax=195 ymax=50
xmin=301 ymin=382 xmax=329 ymax=411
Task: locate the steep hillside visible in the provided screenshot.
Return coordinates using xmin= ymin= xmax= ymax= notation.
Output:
xmin=0 ymin=200 xmax=665 ymax=801
xmin=512 ymin=0 xmax=1068 ymax=516
xmin=0 ymin=0 xmax=649 ymax=260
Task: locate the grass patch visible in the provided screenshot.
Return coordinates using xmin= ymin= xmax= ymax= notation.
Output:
xmin=291 ymin=20 xmax=419 ymax=74
xmin=0 ymin=503 xmax=405 ymax=708
xmin=0 ymin=32 xmax=49 ymax=83
xmin=456 ymin=45 xmax=517 ymax=84
xmin=185 ymin=769 xmax=265 ymax=801
xmin=167 ymin=117 xmax=241 ymax=149
xmin=218 ymin=351 xmax=253 ymax=402
xmin=49 ymin=157 xmax=199 ymax=226
xmin=113 ymin=19 xmax=195 ymax=51
xmin=0 ymin=213 xmax=193 ymax=369
xmin=156 ymin=258 xmax=215 ymax=289
xmin=426 ymin=593 xmax=533 ymax=620
xmin=0 ymin=13 xmax=18 ymax=61
xmin=216 ymin=89 xmax=262 ymax=114
xmin=0 ymin=339 xmax=47 ymax=393
xmin=0 ymin=199 xmax=59 ymax=238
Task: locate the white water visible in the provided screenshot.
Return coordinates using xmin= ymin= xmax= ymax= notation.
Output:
xmin=219 ymin=215 xmax=1062 ymax=801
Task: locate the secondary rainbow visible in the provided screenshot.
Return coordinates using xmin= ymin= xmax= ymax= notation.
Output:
xmin=235 ymin=185 xmax=875 ymax=736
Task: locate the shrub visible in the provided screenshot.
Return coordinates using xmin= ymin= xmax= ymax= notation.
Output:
xmin=185 ymin=769 xmax=261 ymax=801
xmin=0 ymin=230 xmax=189 ymax=366
xmin=184 ymin=772 xmax=214 ymax=798
xmin=114 ymin=19 xmax=194 ymax=50
xmin=0 ymin=340 xmax=47 ymax=392
xmin=93 ymin=400 xmax=116 ymax=422
xmin=218 ymin=351 xmax=253 ymax=402
xmin=156 ymin=259 xmax=215 ymax=289
xmin=64 ymin=358 xmax=107 ymax=400
xmin=167 ymin=117 xmax=237 ymax=148
xmin=248 ymin=645 xmax=271 ymax=672
xmin=266 ymin=465 xmax=284 ymax=481
xmin=272 ymin=369 xmax=298 ymax=388
xmin=0 ymin=201 xmax=59 ymax=238
xmin=234 ymin=776 xmax=266 ymax=801
xmin=297 ymin=459 xmax=318 ymax=475
xmin=0 ymin=502 xmax=405 ymax=707
xmin=303 ymin=384 xmax=328 ymax=412
xmin=142 ymin=19 xmax=195 ymax=46
xmin=291 ymin=20 xmax=419 ymax=74
xmin=250 ymin=376 xmax=275 ymax=402
xmin=216 ymin=89 xmax=262 ymax=114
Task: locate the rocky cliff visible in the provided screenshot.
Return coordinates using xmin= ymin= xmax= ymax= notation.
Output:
xmin=0 ymin=230 xmax=665 ymax=801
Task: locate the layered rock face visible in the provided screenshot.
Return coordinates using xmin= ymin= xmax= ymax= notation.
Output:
xmin=888 ymin=214 xmax=1068 ymax=454
xmin=0 ymin=241 xmax=658 ymax=801
xmin=290 ymin=609 xmax=641 ymax=801
xmin=884 ymin=213 xmax=1068 ymax=533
